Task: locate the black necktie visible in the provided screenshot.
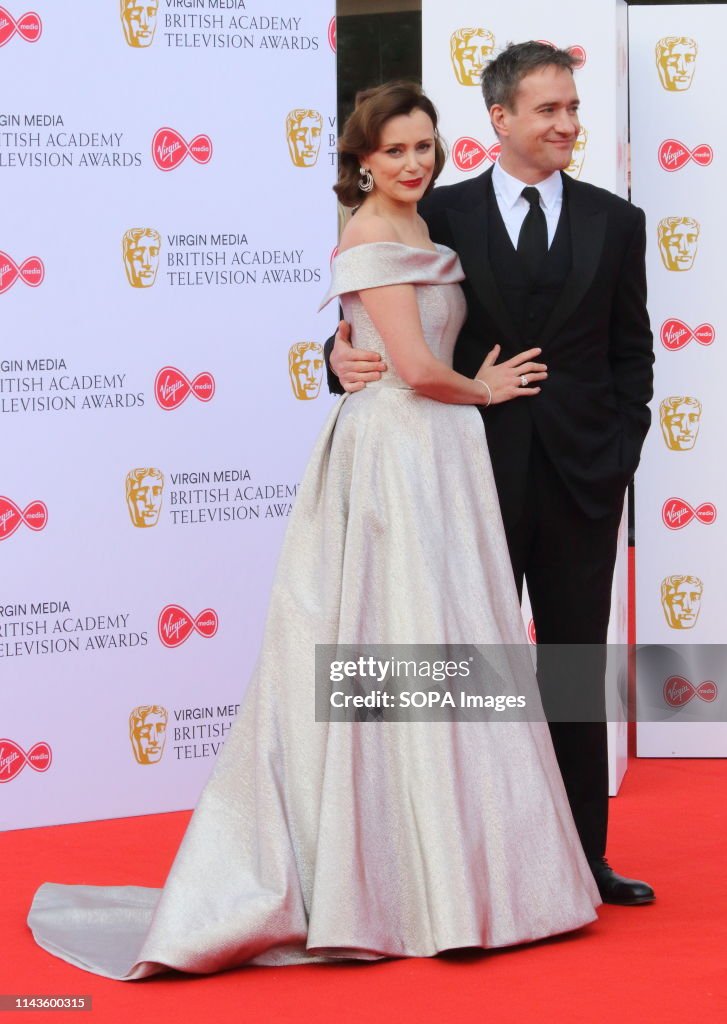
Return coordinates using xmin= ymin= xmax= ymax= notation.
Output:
xmin=516 ymin=186 xmax=548 ymax=278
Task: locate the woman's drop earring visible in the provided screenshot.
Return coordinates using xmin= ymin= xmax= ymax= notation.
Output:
xmin=358 ymin=167 xmax=374 ymax=193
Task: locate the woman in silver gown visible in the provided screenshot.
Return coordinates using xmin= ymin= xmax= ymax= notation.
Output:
xmin=27 ymin=83 xmax=599 ymax=979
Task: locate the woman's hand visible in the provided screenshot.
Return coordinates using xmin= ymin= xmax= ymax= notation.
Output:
xmin=476 ymin=345 xmax=547 ymax=405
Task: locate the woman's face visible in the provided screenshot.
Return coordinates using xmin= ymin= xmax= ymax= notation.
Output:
xmin=362 ymin=109 xmax=437 ymax=205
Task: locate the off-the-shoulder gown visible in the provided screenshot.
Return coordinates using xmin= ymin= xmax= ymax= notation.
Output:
xmin=28 ymin=242 xmax=599 ymax=978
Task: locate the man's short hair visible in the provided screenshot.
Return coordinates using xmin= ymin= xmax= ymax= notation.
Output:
xmin=481 ymin=41 xmax=577 ymax=110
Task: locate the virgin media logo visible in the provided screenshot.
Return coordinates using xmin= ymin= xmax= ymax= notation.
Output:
xmin=328 ymin=16 xmax=336 ymax=52
xmin=663 ymin=675 xmax=717 ymax=708
xmin=538 ymin=41 xmax=586 ymax=68
xmin=658 ymin=140 xmax=713 ymax=172
xmin=0 ymin=740 xmax=51 ymax=783
xmin=0 ymin=496 xmax=48 ymax=541
xmin=452 ymin=137 xmax=500 ymax=172
xmin=154 ymin=367 xmax=215 ymax=410
xmin=0 ymin=252 xmax=44 ymax=294
xmin=661 ymin=318 xmax=715 ymax=351
xmin=151 ymin=128 xmax=213 ymax=171
xmin=0 ymin=7 xmax=42 ymax=46
xmin=158 ymin=605 xmax=218 ymax=648
xmin=662 ymin=497 xmax=716 ymax=530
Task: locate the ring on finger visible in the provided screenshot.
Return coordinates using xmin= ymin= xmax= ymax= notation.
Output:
xmin=520 ymin=374 xmax=528 ymax=387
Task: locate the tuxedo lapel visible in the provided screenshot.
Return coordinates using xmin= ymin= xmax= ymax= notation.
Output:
xmin=445 ymin=169 xmax=518 ymax=344
xmin=538 ymin=174 xmax=607 ymax=346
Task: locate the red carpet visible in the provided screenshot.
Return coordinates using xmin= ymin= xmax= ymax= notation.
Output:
xmin=4 ymin=755 xmax=727 ymax=1024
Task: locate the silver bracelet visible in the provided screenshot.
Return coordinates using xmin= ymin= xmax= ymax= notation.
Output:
xmin=475 ymin=378 xmax=492 ymax=408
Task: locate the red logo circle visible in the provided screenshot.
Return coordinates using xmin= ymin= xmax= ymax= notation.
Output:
xmin=0 ymin=497 xmax=48 ymax=541
xmin=537 ymin=41 xmax=586 ymax=69
xmin=152 ymin=128 xmax=213 ymax=171
xmin=158 ymin=605 xmax=219 ymax=648
xmin=0 ymin=740 xmax=52 ymax=783
xmin=527 ymin=618 xmax=537 ymax=645
xmin=154 ymin=367 xmax=215 ymax=410
xmin=658 ymin=139 xmax=713 ymax=172
xmin=0 ymin=8 xmax=42 ymax=46
xmin=452 ymin=137 xmax=500 ymax=172
xmin=0 ymin=252 xmax=44 ymax=293
xmin=660 ymin=318 xmax=715 ymax=351
xmin=663 ymin=675 xmax=717 ymax=707
xmin=662 ymin=497 xmax=716 ymax=530
xmin=328 ymin=16 xmax=336 ymax=53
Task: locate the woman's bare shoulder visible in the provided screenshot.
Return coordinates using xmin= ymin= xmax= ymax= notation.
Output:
xmin=338 ymin=213 xmax=400 ymax=253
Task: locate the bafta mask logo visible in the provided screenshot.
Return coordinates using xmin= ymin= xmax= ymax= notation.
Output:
xmin=657 ymin=217 xmax=699 ymax=272
xmin=121 ymin=0 xmax=158 ymax=48
xmin=659 ymin=396 xmax=702 ymax=451
xmin=289 ymin=342 xmax=324 ymax=400
xmin=655 ymin=36 xmax=697 ymax=92
xmin=123 ymin=228 xmax=161 ymax=288
xmin=450 ymin=28 xmax=495 ymax=86
xmin=286 ymin=109 xmax=322 ymax=167
xmin=126 ymin=467 xmax=164 ymax=527
xmin=129 ymin=705 xmax=168 ymax=764
xmin=661 ymin=575 xmax=703 ymax=630
xmin=565 ymin=126 xmax=587 ymax=179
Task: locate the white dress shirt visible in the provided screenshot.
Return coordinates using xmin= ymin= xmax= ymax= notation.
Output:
xmin=491 ymin=160 xmax=564 ymax=249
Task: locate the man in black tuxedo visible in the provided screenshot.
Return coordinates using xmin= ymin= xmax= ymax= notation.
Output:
xmin=326 ymin=42 xmax=654 ymax=904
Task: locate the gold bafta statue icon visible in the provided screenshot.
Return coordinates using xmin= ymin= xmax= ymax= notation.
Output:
xmin=289 ymin=342 xmax=324 ymax=400
xmin=566 ymin=126 xmax=587 ymax=179
xmin=121 ymin=0 xmax=158 ymax=48
xmin=659 ymin=396 xmax=702 ymax=451
xmin=657 ymin=217 xmax=700 ymax=272
xmin=126 ymin=467 xmax=164 ymax=527
xmin=286 ymin=110 xmax=323 ymax=167
xmin=450 ymin=28 xmax=495 ymax=86
xmin=129 ymin=705 xmax=168 ymax=764
xmin=661 ymin=575 xmax=703 ymax=630
xmin=122 ymin=228 xmax=161 ymax=288
xmin=655 ymin=36 xmax=697 ymax=91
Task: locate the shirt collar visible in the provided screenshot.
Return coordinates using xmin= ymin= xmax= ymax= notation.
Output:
xmin=492 ymin=160 xmax=563 ymax=212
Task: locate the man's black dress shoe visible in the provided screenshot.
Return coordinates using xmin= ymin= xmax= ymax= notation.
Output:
xmin=589 ymin=858 xmax=655 ymax=905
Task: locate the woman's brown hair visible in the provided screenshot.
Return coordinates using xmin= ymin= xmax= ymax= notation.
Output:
xmin=334 ymin=81 xmax=447 ymax=207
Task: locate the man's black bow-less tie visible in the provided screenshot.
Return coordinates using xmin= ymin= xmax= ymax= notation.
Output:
xmin=516 ymin=186 xmax=548 ymax=277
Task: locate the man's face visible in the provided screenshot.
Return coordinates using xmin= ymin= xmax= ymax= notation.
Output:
xmin=657 ymin=40 xmax=697 ymax=91
xmin=121 ymin=0 xmax=158 ymax=47
xmin=662 ymin=580 xmax=702 ymax=629
xmin=128 ymin=474 xmax=163 ymax=527
xmin=290 ymin=345 xmax=324 ymax=400
xmin=452 ymin=31 xmax=494 ymax=86
xmin=492 ymin=66 xmax=580 ymax=180
xmin=124 ymin=232 xmax=160 ymax=287
xmin=661 ymin=402 xmax=700 ymax=450
xmin=288 ymin=115 xmax=322 ymax=167
xmin=659 ymin=220 xmax=699 ymax=272
xmin=131 ymin=711 xmax=167 ymax=764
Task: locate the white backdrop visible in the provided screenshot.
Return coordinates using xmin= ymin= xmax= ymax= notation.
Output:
xmin=1 ymin=0 xmax=337 ymax=827
xmin=421 ymin=0 xmax=630 ymax=792
xmin=630 ymin=4 xmax=727 ymax=757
